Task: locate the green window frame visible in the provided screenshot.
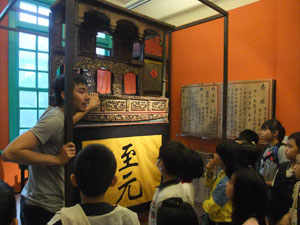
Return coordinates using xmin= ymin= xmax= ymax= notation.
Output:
xmin=8 ymin=0 xmax=55 ymax=141
xmin=96 ymin=32 xmax=113 ymax=56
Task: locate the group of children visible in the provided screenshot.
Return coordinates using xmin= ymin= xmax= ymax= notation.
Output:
xmin=202 ymin=119 xmax=300 ymax=225
xmin=2 ymin=117 xmax=300 ymax=225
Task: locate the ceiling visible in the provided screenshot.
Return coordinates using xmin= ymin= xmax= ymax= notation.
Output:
xmin=106 ymin=0 xmax=260 ymax=26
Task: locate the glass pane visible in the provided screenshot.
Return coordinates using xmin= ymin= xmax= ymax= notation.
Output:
xmin=96 ymin=47 xmax=105 ymax=56
xmin=38 ymin=6 xmax=50 ymax=16
xmin=97 ymin=32 xmax=106 ymax=38
xmin=38 ymin=17 xmax=49 ymax=26
xmin=19 ymin=91 xmax=37 ymax=108
xmin=19 ymin=32 xmax=36 ymax=50
xmin=19 ymin=13 xmax=37 ymax=24
xmin=19 ymin=129 xmax=29 ymax=135
xmin=62 ymin=24 xmax=65 ymax=39
xmin=39 ymin=109 xmax=45 ymax=118
xmin=39 ymin=92 xmax=48 ymax=108
xmin=38 ymin=53 xmax=48 ymax=71
xmin=19 ymin=51 xmax=36 ymax=70
xmin=38 ymin=36 xmax=48 ymax=52
xmin=38 ymin=72 xmax=48 ymax=88
xmin=19 ymin=71 xmax=36 ymax=88
xmin=20 ymin=110 xmax=37 ymax=127
xmin=20 ymin=1 xmax=37 ymax=13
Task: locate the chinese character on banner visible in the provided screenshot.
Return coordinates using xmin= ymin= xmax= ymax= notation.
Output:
xmin=82 ymin=135 xmax=162 ymax=207
xmin=116 ymin=143 xmax=142 ymax=203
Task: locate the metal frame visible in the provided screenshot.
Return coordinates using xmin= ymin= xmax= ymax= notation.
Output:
xmin=166 ymin=0 xmax=229 ymax=139
xmin=64 ymin=0 xmax=77 ymax=206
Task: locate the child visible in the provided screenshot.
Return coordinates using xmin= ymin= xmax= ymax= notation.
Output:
xmin=277 ymin=132 xmax=300 ymax=225
xmin=156 ymin=197 xmax=199 ymax=225
xmin=202 ymin=140 xmax=248 ymax=224
xmin=240 ymin=143 xmax=261 ymax=170
xmin=235 ymin=129 xmax=259 ymax=145
xmin=148 ymin=141 xmax=204 ymax=225
xmin=0 ymin=180 xmax=17 ymax=225
xmin=47 ymin=144 xmax=140 ymax=225
xmin=259 ymin=119 xmax=289 ymax=186
xmin=269 ymin=132 xmax=300 ymax=223
xmin=226 ymin=168 xmax=268 ymax=225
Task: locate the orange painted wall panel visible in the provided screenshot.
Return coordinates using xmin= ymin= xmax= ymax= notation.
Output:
xmin=276 ymin=0 xmax=300 ymax=135
xmin=0 ymin=0 xmax=22 ymax=191
xmin=0 ymin=0 xmax=12 ymax=183
xmin=170 ymin=0 xmax=300 ymax=152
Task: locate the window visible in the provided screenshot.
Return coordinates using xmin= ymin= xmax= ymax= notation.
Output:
xmin=124 ymin=73 xmax=137 ymax=95
xmin=19 ymin=1 xmax=50 ymax=26
xmin=96 ymin=32 xmax=113 ymax=56
xmin=9 ymin=0 xmax=54 ymax=140
xmin=96 ymin=69 xmax=112 ymax=94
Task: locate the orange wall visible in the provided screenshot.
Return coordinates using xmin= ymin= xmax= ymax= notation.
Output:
xmin=276 ymin=0 xmax=300 ymax=135
xmin=170 ymin=0 xmax=300 ymax=152
xmin=0 ymin=0 xmax=22 ymax=190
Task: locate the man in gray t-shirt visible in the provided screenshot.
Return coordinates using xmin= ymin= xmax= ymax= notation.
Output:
xmin=2 ymin=74 xmax=98 ymax=225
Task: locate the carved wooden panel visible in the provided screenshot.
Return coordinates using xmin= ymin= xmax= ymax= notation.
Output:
xmin=102 ymin=99 xmax=127 ymax=112
xmin=85 ymin=95 xmax=168 ymax=122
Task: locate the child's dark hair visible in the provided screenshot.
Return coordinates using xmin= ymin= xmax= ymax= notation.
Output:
xmin=288 ymin=132 xmax=300 ymax=151
xmin=0 ymin=180 xmax=16 ymax=225
xmin=261 ymin=119 xmax=285 ymax=142
xmin=231 ymin=168 xmax=267 ymax=225
xmin=157 ymin=197 xmax=199 ymax=225
xmin=54 ymin=74 xmax=88 ymax=106
xmin=216 ymin=140 xmax=248 ymax=178
xmin=181 ymin=149 xmax=204 ymax=182
xmin=159 ymin=141 xmax=204 ymax=182
xmin=236 ymin=129 xmax=259 ymax=144
xmin=74 ymin=144 xmax=116 ymax=197
xmin=240 ymin=143 xmax=260 ymax=169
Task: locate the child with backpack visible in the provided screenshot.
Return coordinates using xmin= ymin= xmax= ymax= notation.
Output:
xmin=202 ymin=140 xmax=248 ymax=225
xmin=156 ymin=197 xmax=199 ymax=225
xmin=269 ymin=132 xmax=300 ymax=224
xmin=277 ymin=133 xmax=300 ymax=225
xmin=47 ymin=144 xmax=140 ymax=225
xmin=148 ymin=141 xmax=204 ymax=225
xmin=259 ymin=119 xmax=289 ymax=186
xmin=226 ymin=168 xmax=268 ymax=225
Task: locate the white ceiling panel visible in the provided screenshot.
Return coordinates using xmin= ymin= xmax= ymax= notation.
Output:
xmin=105 ymin=0 xmax=259 ymax=27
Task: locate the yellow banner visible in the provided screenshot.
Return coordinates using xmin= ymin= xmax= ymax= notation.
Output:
xmin=82 ymin=135 xmax=161 ymax=207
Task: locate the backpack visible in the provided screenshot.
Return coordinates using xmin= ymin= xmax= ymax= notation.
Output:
xmin=263 ymin=142 xmax=285 ymax=165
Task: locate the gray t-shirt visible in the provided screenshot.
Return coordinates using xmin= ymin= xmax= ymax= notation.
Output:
xmin=21 ymin=106 xmax=65 ymax=213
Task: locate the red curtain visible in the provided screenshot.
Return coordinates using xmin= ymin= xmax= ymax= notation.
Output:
xmin=124 ymin=72 xmax=136 ymax=94
xmin=97 ymin=69 xmax=111 ymax=94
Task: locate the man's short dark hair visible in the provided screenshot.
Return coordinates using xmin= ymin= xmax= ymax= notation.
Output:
xmin=74 ymin=144 xmax=117 ymax=197
xmin=0 ymin=180 xmax=16 ymax=225
xmin=54 ymin=74 xmax=88 ymax=106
